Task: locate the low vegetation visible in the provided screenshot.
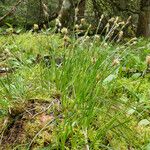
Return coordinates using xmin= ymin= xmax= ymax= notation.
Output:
xmin=0 ymin=0 xmax=150 ymax=149
xmin=0 ymin=29 xmax=149 ymax=149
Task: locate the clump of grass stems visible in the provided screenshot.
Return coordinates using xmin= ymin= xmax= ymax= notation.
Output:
xmin=0 ymin=17 xmax=149 ymax=149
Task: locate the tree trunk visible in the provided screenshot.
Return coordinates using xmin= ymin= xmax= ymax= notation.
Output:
xmin=137 ymin=0 xmax=150 ymax=37
xmin=77 ymin=0 xmax=86 ymax=20
xmin=58 ymin=0 xmax=75 ymax=27
xmin=92 ymin=0 xmax=102 ymax=21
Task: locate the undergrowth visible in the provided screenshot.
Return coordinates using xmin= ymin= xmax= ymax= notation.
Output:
xmin=0 ymin=28 xmax=149 ymax=149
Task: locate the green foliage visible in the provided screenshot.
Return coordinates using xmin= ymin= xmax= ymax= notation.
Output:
xmin=0 ymin=31 xmax=149 ymax=149
xmin=0 ymin=0 xmax=141 ymax=29
xmin=0 ymin=0 xmax=61 ymax=27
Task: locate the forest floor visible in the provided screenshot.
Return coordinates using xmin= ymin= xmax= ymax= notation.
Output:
xmin=0 ymin=32 xmax=150 ymax=150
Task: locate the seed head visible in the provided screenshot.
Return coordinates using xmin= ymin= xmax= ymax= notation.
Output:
xmin=146 ymin=56 xmax=150 ymax=66
xmin=108 ymin=17 xmax=115 ymax=22
xmin=63 ymin=35 xmax=69 ymax=42
xmin=130 ymin=37 xmax=137 ymax=42
xmin=94 ymin=34 xmax=100 ymax=40
xmin=56 ymin=18 xmax=61 ymax=27
xmin=6 ymin=28 xmax=14 ymax=34
xmin=61 ymin=27 xmax=68 ymax=35
xmin=75 ymin=24 xmax=79 ymax=31
xmin=91 ymin=57 xmax=97 ymax=64
xmin=75 ymin=7 xmax=79 ymax=14
xmin=126 ymin=16 xmax=132 ymax=24
xmin=106 ymin=23 xmax=110 ymax=33
xmin=43 ymin=24 xmax=46 ymax=30
xmin=33 ymin=24 xmax=39 ymax=30
xmin=112 ymin=58 xmax=120 ymax=66
xmin=103 ymin=42 xmax=108 ymax=47
xmin=119 ymin=31 xmax=123 ymax=37
xmin=100 ymin=14 xmax=104 ymax=21
xmin=117 ymin=31 xmax=123 ymax=42
xmin=118 ymin=21 xmax=125 ymax=25
xmin=115 ymin=23 xmax=119 ymax=28
xmin=85 ymin=36 xmax=90 ymax=40
xmin=106 ymin=23 xmax=110 ymax=28
xmin=96 ymin=74 xmax=100 ymax=81
xmin=75 ymin=16 xmax=78 ymax=22
xmin=80 ymin=18 xmax=86 ymax=24
xmin=56 ymin=18 xmax=59 ymax=24
xmin=114 ymin=16 xmax=119 ymax=25
xmin=131 ymin=41 xmax=137 ymax=45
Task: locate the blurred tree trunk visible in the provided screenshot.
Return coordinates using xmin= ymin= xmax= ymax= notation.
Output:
xmin=137 ymin=0 xmax=150 ymax=37
xmin=38 ymin=0 xmax=43 ymax=25
xmin=77 ymin=0 xmax=86 ymax=20
xmin=92 ymin=0 xmax=103 ymax=21
xmin=59 ymin=0 xmax=75 ymax=27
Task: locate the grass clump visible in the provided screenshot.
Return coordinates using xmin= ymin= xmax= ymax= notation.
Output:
xmin=0 ymin=31 xmax=149 ymax=149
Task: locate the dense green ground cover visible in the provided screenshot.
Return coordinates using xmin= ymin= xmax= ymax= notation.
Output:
xmin=0 ymin=32 xmax=150 ymax=149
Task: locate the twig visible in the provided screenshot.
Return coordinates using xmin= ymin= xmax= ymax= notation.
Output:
xmin=83 ymin=128 xmax=90 ymax=150
xmin=0 ymin=0 xmax=23 ymax=23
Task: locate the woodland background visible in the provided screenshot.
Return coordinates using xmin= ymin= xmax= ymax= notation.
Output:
xmin=0 ymin=0 xmax=150 ymax=37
